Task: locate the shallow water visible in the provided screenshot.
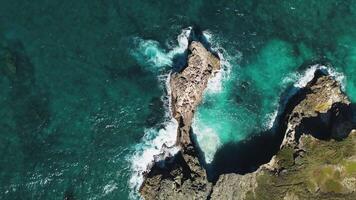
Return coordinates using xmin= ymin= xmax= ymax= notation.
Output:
xmin=0 ymin=1 xmax=356 ymax=199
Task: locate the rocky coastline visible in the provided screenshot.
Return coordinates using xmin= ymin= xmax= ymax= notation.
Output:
xmin=139 ymin=40 xmax=355 ymax=200
xmin=140 ymin=41 xmax=220 ymax=199
xmin=211 ymin=69 xmax=355 ymax=200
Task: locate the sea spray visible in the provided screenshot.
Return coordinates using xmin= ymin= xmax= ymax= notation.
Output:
xmin=128 ymin=73 xmax=180 ymax=199
xmin=129 ymin=119 xmax=179 ymax=197
xmin=128 ymin=28 xmax=192 ymax=199
xmin=131 ymin=27 xmax=192 ymax=71
xmin=192 ymin=30 xmax=239 ymax=164
xmin=294 ymin=64 xmax=345 ymax=89
xmin=265 ymin=64 xmax=346 ymax=130
xmin=131 ymin=39 xmax=172 ymax=68
xmin=202 ymin=30 xmax=234 ymax=94
xmin=128 ymin=28 xmax=236 ymax=197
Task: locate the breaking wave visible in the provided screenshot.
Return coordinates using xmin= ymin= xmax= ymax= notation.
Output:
xmin=265 ymin=64 xmax=346 ymax=130
xmin=128 ymin=28 xmax=192 ymax=199
xmin=192 ymin=30 xmax=238 ymax=164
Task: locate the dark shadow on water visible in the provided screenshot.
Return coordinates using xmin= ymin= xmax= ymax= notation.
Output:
xmin=193 ymin=69 xmax=355 ymax=182
xmin=208 ymin=130 xmax=282 ymax=178
xmin=192 ymin=77 xmax=309 ymax=181
xmin=190 ymin=25 xmax=220 ymax=59
xmin=172 ymin=49 xmax=188 ymax=72
xmin=64 ymin=187 xmax=75 ymax=200
xmin=145 ymin=96 xmax=166 ymax=128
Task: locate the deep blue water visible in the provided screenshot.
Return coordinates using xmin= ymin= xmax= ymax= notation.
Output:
xmin=1 ymin=1 xmax=356 ymax=199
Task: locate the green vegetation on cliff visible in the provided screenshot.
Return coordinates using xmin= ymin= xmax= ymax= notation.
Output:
xmin=246 ymin=132 xmax=356 ymax=200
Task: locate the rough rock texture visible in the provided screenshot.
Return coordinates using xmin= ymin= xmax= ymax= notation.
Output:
xmin=140 ymin=41 xmax=220 ymax=200
xmin=171 ymin=41 xmax=220 ymax=149
xmin=211 ymin=71 xmax=356 ymax=200
xmin=211 ymin=173 xmax=257 ymax=200
xmin=140 ymin=47 xmax=355 ymax=199
xmin=281 ymin=71 xmax=353 ymax=148
xmin=212 ymin=131 xmax=356 ymax=200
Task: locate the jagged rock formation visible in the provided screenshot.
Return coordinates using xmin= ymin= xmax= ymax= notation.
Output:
xmin=139 ymin=40 xmax=355 ymax=200
xmin=211 ymin=71 xmax=356 ymax=200
xmin=140 ymin=41 xmax=220 ymax=200
xmin=281 ymin=70 xmax=353 ymax=148
xmin=170 ymin=41 xmax=220 ymax=168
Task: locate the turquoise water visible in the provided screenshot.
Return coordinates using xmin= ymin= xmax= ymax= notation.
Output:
xmin=1 ymin=1 xmax=356 ymax=199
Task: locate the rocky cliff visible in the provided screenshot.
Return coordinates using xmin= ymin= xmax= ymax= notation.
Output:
xmin=211 ymin=70 xmax=355 ymax=200
xmin=281 ymin=70 xmax=353 ymax=148
xmin=140 ymin=41 xmax=220 ymax=200
xmin=139 ymin=40 xmax=355 ymax=200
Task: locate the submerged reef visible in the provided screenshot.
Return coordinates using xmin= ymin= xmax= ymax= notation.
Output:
xmin=139 ymin=40 xmax=355 ymax=199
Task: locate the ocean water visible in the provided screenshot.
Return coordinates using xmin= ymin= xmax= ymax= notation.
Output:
xmin=0 ymin=1 xmax=356 ymax=199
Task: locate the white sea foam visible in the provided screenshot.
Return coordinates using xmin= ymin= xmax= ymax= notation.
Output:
xmin=167 ymin=27 xmax=192 ymax=58
xmin=192 ymin=119 xmax=222 ymax=164
xmin=202 ymin=30 xmax=234 ymax=94
xmin=133 ymin=39 xmax=172 ymax=68
xmin=103 ymin=182 xmax=118 ymax=195
xmin=265 ymin=64 xmax=346 ymax=130
xmin=129 ymin=119 xmax=179 ymax=197
xmin=293 ymin=64 xmax=345 ymax=89
xmin=129 ymin=28 xmax=241 ymax=197
xmin=265 ymin=109 xmax=279 ymax=130
xmin=128 ymin=28 xmax=192 ymax=199
xmin=132 ymin=27 xmax=192 ymax=71
xmin=191 ymin=30 xmax=238 ymax=164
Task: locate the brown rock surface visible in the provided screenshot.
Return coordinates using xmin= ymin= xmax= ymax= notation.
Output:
xmin=211 ymin=71 xmax=355 ymax=200
xmin=140 ymin=41 xmax=220 ymax=200
xmin=140 ymin=46 xmax=355 ymax=200
xmin=281 ymin=71 xmax=353 ymax=148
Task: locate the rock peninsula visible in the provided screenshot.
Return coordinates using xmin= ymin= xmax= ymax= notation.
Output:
xmin=140 ymin=40 xmax=355 ymax=200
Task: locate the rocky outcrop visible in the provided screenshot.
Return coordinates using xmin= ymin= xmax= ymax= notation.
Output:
xmin=139 ymin=42 xmax=355 ymax=199
xmin=281 ymin=70 xmax=353 ymax=148
xmin=171 ymin=41 xmax=220 ymax=148
xmin=140 ymin=41 xmax=220 ymax=200
xmin=211 ymin=70 xmax=356 ymax=200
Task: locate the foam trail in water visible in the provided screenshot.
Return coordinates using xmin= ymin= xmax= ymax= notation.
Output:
xmin=131 ymin=27 xmax=192 ymax=71
xmin=265 ymin=110 xmax=279 ymax=130
xmin=192 ymin=119 xmax=222 ymax=163
xmin=192 ymin=30 xmax=237 ymax=164
xmin=128 ymin=75 xmax=179 ymax=200
xmin=129 ymin=119 xmax=179 ymax=197
xmin=202 ymin=30 xmax=233 ymax=94
xmin=132 ymin=39 xmax=173 ymax=68
xmin=128 ymin=28 xmax=192 ymax=199
xmin=167 ymin=27 xmax=192 ymax=58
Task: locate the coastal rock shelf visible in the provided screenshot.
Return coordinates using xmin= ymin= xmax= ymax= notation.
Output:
xmin=140 ymin=41 xmax=355 ymax=200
